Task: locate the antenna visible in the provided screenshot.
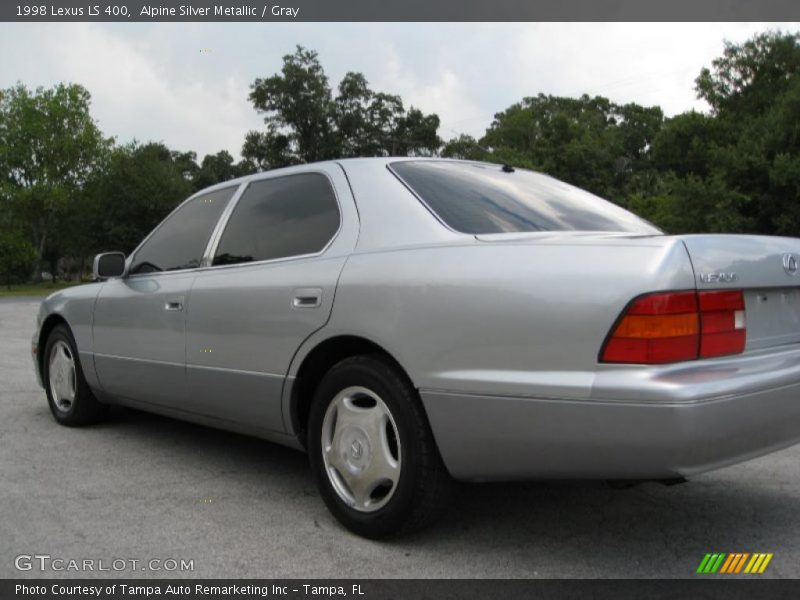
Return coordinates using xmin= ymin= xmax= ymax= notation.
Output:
xmin=447 ymin=129 xmax=493 ymax=155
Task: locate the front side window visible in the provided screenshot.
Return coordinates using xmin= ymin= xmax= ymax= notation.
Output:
xmin=390 ymin=160 xmax=661 ymax=235
xmin=131 ymin=186 xmax=236 ymax=274
xmin=213 ymin=173 xmax=340 ymax=266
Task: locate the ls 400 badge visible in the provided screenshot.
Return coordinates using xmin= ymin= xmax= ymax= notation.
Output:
xmin=699 ymin=272 xmax=738 ymax=283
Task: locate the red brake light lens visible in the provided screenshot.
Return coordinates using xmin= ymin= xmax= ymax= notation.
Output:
xmin=626 ymin=291 xmax=698 ymax=315
xmin=600 ymin=290 xmax=746 ymax=364
xmin=698 ymin=290 xmax=746 ymax=358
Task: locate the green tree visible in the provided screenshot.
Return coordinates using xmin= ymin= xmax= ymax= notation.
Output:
xmin=467 ymin=31 xmax=800 ymax=237
xmin=392 ymin=107 xmax=441 ymax=156
xmin=650 ymin=111 xmax=724 ymax=179
xmin=689 ymin=31 xmax=800 ymax=236
xmin=629 ymin=173 xmax=752 ymax=234
xmin=475 ymin=94 xmax=663 ymax=203
xmin=0 ymin=83 xmax=111 ymax=279
xmin=247 ymin=46 xmax=337 ymax=166
xmin=333 ymin=73 xmax=440 ymax=157
xmin=171 ymin=150 xmax=200 ymax=182
xmin=244 ymin=46 xmax=441 ymax=167
xmin=192 ymin=150 xmax=254 ymax=191
xmin=242 ymin=126 xmax=296 ymax=171
xmin=0 ymin=228 xmax=36 ymax=288
xmin=334 ymin=72 xmax=381 ymax=156
xmin=440 ymin=134 xmax=488 ymax=160
xmin=84 ymin=142 xmax=194 ymax=254
xmin=627 ymin=31 xmax=800 ymax=236
xmin=696 ymin=31 xmax=800 ymax=117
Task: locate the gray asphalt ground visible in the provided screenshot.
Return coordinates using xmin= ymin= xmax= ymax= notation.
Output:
xmin=2 ymin=296 xmax=799 ymax=579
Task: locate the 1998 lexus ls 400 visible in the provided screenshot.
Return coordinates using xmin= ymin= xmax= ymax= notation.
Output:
xmin=32 ymin=158 xmax=800 ymax=537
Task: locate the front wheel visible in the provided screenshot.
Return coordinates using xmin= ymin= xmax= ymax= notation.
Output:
xmin=308 ymin=355 xmax=452 ymax=538
xmin=43 ymin=324 xmax=108 ymax=426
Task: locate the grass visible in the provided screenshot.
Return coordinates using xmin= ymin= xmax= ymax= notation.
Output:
xmin=0 ymin=281 xmax=87 ymax=297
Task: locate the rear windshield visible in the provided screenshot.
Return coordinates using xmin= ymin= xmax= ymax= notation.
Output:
xmin=390 ymin=160 xmax=660 ymax=235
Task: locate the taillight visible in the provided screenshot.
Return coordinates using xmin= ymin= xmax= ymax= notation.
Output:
xmin=698 ymin=290 xmax=746 ymax=358
xmin=600 ymin=290 xmax=746 ymax=364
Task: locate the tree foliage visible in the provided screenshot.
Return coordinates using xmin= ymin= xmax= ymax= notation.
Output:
xmin=0 ymin=228 xmax=36 ymax=288
xmin=243 ymin=46 xmax=441 ymax=168
xmin=3 ymin=34 xmax=800 ymax=282
xmin=0 ymin=82 xmax=111 ymax=277
xmin=446 ymin=31 xmax=800 ymax=236
xmin=654 ymin=30 xmax=800 ymax=235
xmin=0 ymin=82 xmax=255 ymax=279
xmin=475 ymin=94 xmax=663 ymax=204
xmin=83 ymin=142 xmax=195 ymax=254
xmin=192 ymin=150 xmax=254 ymax=191
xmin=441 ymin=134 xmax=488 ymax=161
xmin=696 ymin=31 xmax=800 ymax=117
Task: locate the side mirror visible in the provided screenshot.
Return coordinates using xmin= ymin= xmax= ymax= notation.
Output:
xmin=93 ymin=252 xmax=126 ymax=280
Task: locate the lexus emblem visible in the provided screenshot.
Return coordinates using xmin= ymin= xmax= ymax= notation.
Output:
xmin=783 ymin=253 xmax=798 ymax=275
xmin=350 ymin=440 xmax=363 ymax=459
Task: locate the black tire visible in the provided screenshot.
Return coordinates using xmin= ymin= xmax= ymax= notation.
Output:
xmin=43 ymin=324 xmax=108 ymax=426
xmin=308 ymin=354 xmax=453 ymax=538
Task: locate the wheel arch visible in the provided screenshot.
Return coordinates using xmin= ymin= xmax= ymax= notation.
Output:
xmin=288 ymin=334 xmax=415 ymax=448
xmin=37 ymin=313 xmax=70 ymax=381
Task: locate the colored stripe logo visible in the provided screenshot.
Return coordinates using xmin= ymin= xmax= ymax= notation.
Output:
xmin=697 ymin=553 xmax=773 ymax=574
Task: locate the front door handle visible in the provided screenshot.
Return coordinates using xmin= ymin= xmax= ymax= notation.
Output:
xmin=292 ymin=287 xmax=322 ymax=309
xmin=164 ymin=299 xmax=184 ymax=311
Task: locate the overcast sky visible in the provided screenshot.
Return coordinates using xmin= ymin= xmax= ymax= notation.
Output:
xmin=1 ymin=22 xmax=797 ymax=159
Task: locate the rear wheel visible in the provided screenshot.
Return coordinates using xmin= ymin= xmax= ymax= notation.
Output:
xmin=43 ymin=325 xmax=108 ymax=426
xmin=308 ymin=355 xmax=452 ymax=538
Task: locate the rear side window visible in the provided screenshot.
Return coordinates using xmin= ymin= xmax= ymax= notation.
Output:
xmin=390 ymin=160 xmax=660 ymax=235
xmin=131 ymin=186 xmax=235 ymax=273
xmin=213 ymin=173 xmax=340 ymax=266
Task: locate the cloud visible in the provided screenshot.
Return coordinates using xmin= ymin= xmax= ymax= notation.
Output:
xmin=513 ymin=22 xmax=796 ymax=116
xmin=377 ymin=47 xmax=486 ymax=139
xmin=1 ymin=22 xmax=261 ymax=159
xmin=1 ymin=22 xmax=798 ymax=157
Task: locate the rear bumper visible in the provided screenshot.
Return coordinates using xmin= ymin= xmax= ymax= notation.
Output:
xmin=420 ymin=346 xmax=800 ymax=481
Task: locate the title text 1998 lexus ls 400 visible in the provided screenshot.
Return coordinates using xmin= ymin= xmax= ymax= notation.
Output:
xmin=32 ymin=158 xmax=800 ymax=537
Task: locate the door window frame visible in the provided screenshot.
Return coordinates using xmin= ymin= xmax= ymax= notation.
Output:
xmin=203 ymin=170 xmax=343 ymax=272
xmin=125 ymin=182 xmax=244 ymax=279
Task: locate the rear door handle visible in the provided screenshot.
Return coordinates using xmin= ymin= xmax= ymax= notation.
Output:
xmin=164 ymin=298 xmax=184 ymax=311
xmin=292 ymin=288 xmax=322 ymax=309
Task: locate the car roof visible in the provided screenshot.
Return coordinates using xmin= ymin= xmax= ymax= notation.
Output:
xmin=198 ymin=156 xmax=490 ymax=195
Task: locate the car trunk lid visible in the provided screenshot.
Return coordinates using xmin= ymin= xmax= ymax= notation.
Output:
xmin=680 ymin=234 xmax=800 ymax=351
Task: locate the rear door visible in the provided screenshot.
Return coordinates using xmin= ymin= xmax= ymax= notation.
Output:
xmin=93 ymin=185 xmax=238 ymax=406
xmin=183 ymin=165 xmax=358 ymax=432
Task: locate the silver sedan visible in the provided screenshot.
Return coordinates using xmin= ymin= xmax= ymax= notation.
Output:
xmin=32 ymin=158 xmax=800 ymax=537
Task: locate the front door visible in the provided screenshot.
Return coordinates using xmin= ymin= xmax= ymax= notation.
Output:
xmin=93 ymin=185 xmax=238 ymax=407
xmin=93 ymin=273 xmax=194 ymax=406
